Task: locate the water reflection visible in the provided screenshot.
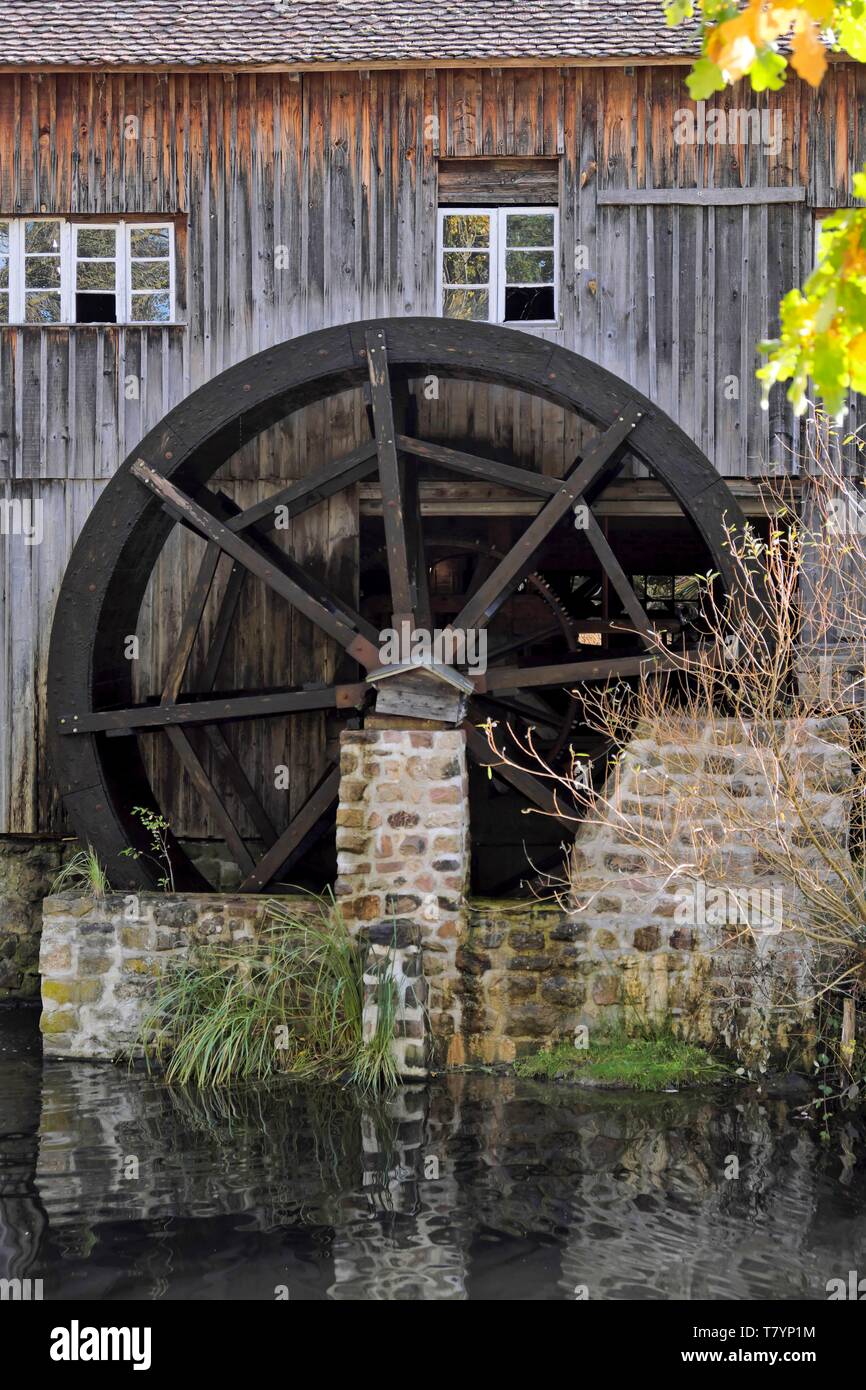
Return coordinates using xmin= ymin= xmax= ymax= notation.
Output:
xmin=2 ymin=1009 xmax=866 ymax=1300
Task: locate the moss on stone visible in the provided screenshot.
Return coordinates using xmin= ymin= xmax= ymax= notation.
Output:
xmin=514 ymin=1033 xmax=730 ymax=1092
xmin=41 ymin=1008 xmax=78 ymax=1034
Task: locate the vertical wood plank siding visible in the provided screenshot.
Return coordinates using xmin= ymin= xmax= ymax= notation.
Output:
xmin=0 ymin=65 xmax=862 ymax=834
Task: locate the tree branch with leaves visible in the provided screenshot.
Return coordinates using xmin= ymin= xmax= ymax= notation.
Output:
xmin=665 ymin=1 xmax=866 ymax=417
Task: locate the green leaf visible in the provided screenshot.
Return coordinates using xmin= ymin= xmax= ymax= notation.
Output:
xmin=685 ymin=57 xmax=728 ymax=100
xmin=749 ymin=49 xmax=788 ymax=93
xmin=664 ymin=0 xmax=694 ymax=24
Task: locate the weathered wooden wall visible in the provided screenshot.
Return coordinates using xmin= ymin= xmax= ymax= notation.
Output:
xmin=1 ymin=63 xmax=863 ymax=834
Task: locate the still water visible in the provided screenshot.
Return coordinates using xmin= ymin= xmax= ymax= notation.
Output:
xmin=2 ymin=1007 xmax=865 ymax=1301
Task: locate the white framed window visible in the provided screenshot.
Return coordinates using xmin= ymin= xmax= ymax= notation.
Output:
xmin=0 ymin=218 xmax=176 ymax=324
xmin=437 ymin=206 xmax=558 ymax=326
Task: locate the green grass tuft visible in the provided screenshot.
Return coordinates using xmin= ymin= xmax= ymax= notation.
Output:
xmin=140 ymin=893 xmax=400 ymax=1094
xmin=514 ymin=1031 xmax=729 ymax=1091
xmin=50 ymin=845 xmax=111 ymax=898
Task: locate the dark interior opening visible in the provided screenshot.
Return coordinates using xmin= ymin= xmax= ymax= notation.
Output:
xmin=504 ymin=285 xmax=555 ymax=322
xmin=76 ymin=292 xmax=117 ymax=324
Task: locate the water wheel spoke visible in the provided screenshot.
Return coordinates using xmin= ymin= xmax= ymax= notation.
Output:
xmin=200 ymin=560 xmax=245 ymax=691
xmin=477 ymin=650 xmax=676 ymax=695
xmin=211 ymin=489 xmax=380 ymax=647
xmin=57 ymin=683 xmax=368 ymax=735
xmin=200 ymin=726 xmax=278 ymax=847
xmin=165 ymin=726 xmax=256 ymax=875
xmin=579 ymin=507 xmax=653 ymax=641
xmin=157 ymin=546 xmax=279 ymax=848
xmin=464 ymin=723 xmax=578 ymax=827
xmin=240 ymin=765 xmax=341 ymax=892
xmin=453 ymin=401 xmax=645 ymax=632
xmin=227 ymin=440 xmax=379 ymax=533
xmin=130 ymin=460 xmax=379 ymax=669
xmin=397 ymin=435 xmax=559 ymax=498
xmin=161 ymin=542 xmax=222 ymax=705
xmin=365 ymin=329 xmax=414 ymax=623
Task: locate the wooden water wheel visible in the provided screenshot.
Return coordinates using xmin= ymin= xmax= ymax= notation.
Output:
xmin=48 ymin=317 xmax=751 ymax=893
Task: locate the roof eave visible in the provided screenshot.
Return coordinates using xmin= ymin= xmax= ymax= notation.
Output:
xmin=0 ymin=53 xmax=703 ymax=75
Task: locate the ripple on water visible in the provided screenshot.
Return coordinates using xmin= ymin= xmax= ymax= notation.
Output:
xmin=1 ymin=1010 xmax=865 ymax=1300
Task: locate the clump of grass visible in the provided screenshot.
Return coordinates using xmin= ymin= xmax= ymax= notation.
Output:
xmin=141 ymin=894 xmax=400 ymax=1094
xmin=514 ymin=1030 xmax=730 ymax=1091
xmin=50 ymin=845 xmax=111 ymax=898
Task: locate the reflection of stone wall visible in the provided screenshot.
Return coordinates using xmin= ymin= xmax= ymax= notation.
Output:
xmin=0 ymin=836 xmax=69 ymax=1000
xmin=25 ymin=1064 xmax=856 ymax=1302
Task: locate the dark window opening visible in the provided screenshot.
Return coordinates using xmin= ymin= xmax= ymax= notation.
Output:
xmin=504 ymin=285 xmax=555 ymax=322
xmin=76 ymin=291 xmax=117 ymax=324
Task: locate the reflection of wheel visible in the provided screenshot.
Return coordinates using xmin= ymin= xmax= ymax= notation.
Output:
xmin=48 ymin=317 xmax=753 ymax=894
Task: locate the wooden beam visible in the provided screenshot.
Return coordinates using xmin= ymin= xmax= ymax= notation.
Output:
xmin=166 ymin=727 xmax=256 ymax=875
xmin=365 ymin=329 xmax=414 ymax=623
xmin=57 ymin=683 xmax=368 ymax=735
xmin=130 ymin=460 xmax=379 ymax=669
xmin=464 ymin=724 xmax=577 ymax=828
xmin=580 ymin=507 xmax=653 ymax=640
xmin=475 ymin=650 xmax=681 ymax=695
xmin=398 ymin=435 xmax=559 ymax=497
xmin=227 ymin=440 xmax=378 ymax=532
xmin=454 ymin=402 xmax=645 ymax=631
xmin=438 ymin=157 xmax=559 ymax=206
xmin=240 ymin=766 xmax=341 ymax=891
xmin=211 ymin=489 xmax=380 ymax=647
xmin=201 ymin=725 xmax=278 ymax=847
xmin=199 ymin=560 xmax=245 ymax=691
xmin=160 ymin=542 xmax=222 ymax=705
xmin=597 ymin=186 xmax=807 ymax=206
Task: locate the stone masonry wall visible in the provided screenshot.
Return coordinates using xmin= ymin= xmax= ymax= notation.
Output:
xmin=36 ymin=719 xmax=850 ymax=1070
xmin=0 ymin=836 xmax=71 ymax=1000
xmin=335 ymin=727 xmax=470 ymax=1070
xmin=39 ymin=892 xmax=279 ymax=1058
xmin=454 ymin=717 xmax=851 ymax=1069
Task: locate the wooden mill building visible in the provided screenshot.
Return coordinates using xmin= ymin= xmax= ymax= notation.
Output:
xmin=0 ymin=0 xmax=862 ymax=896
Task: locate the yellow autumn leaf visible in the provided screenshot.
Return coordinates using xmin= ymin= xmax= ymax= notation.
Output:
xmin=791 ymin=18 xmax=828 ymax=86
xmin=801 ymin=0 xmax=835 ymax=21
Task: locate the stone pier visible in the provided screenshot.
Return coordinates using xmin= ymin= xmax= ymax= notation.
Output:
xmin=334 ymin=726 xmax=471 ymax=1075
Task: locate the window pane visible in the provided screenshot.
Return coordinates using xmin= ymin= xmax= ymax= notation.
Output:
xmin=77 ymin=260 xmax=116 ymax=290
xmin=443 ymin=287 xmax=489 ymax=321
xmin=131 ymin=259 xmax=170 ymax=290
xmin=442 ymin=251 xmax=489 ymax=285
xmin=442 ymin=214 xmax=489 ymax=249
xmin=646 ymin=576 xmax=673 ymax=600
xmin=76 ymin=291 xmax=117 ymax=324
xmin=130 ymin=227 xmax=171 ymax=257
xmin=0 ymin=223 xmax=8 ymax=257
xmin=25 ymin=220 xmax=60 ymax=253
xmin=0 ymin=292 xmax=7 ymax=323
xmin=25 ymin=256 xmax=61 ymax=289
xmin=504 ymin=250 xmax=555 ymax=284
xmin=506 ymin=214 xmax=554 ymax=247
xmin=76 ymin=227 xmax=116 ymax=257
xmin=0 ymin=261 xmax=7 ymax=290
xmin=131 ymin=292 xmax=171 ymax=322
xmin=503 ymin=285 xmax=554 ymax=322
xmin=25 ymin=291 xmax=61 ymax=323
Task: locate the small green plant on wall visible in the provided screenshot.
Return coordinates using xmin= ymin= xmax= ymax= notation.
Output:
xmin=50 ymin=845 xmax=111 ymax=899
xmin=120 ymin=806 xmax=175 ymax=892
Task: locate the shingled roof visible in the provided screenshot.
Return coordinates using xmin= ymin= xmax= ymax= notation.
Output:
xmin=0 ymin=0 xmax=700 ymax=67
